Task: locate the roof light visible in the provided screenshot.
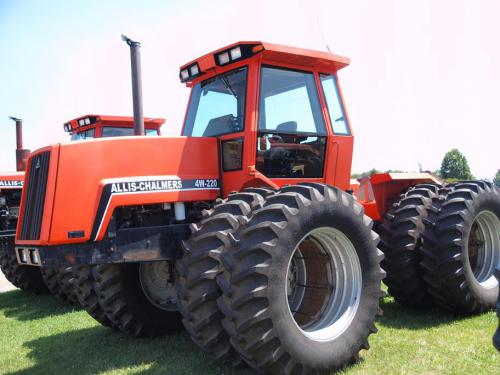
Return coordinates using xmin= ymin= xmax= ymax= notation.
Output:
xmin=78 ymin=119 xmax=85 ymax=126
xmin=63 ymin=123 xmax=72 ymax=132
xmin=230 ymin=47 xmax=242 ymax=60
xmin=215 ymin=44 xmax=257 ymax=66
xmin=84 ymin=117 xmax=91 ymax=125
xmin=189 ymin=64 xmax=199 ymax=76
xmin=217 ymin=51 xmax=230 ymax=65
xmin=179 ymin=63 xmax=201 ymax=83
xmin=180 ymin=69 xmax=189 ymax=80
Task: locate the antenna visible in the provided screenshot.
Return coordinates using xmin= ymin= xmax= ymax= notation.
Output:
xmin=315 ymin=0 xmax=331 ymax=53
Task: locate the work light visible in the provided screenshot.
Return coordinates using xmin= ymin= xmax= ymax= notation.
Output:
xmin=215 ymin=45 xmax=250 ymax=66
xmin=230 ymin=47 xmax=242 ymax=60
xmin=217 ymin=52 xmax=230 ymax=65
xmin=189 ymin=64 xmax=199 ymax=76
xmin=180 ymin=69 xmax=189 ymax=80
xmin=179 ymin=63 xmax=201 ymax=83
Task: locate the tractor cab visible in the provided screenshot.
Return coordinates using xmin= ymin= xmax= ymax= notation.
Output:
xmin=63 ymin=115 xmax=163 ymax=140
xmin=179 ymin=42 xmax=353 ymax=194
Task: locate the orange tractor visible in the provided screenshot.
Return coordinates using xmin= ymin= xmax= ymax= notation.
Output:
xmin=0 ymin=115 xmax=163 ymax=296
xmin=14 ymin=41 xmax=500 ymax=373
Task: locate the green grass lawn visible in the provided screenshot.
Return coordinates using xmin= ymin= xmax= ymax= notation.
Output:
xmin=0 ymin=290 xmax=498 ymax=375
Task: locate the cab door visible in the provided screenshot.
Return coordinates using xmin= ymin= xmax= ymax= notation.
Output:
xmin=317 ymin=74 xmax=354 ymax=190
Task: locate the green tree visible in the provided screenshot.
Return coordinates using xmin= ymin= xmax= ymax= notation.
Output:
xmin=494 ymin=169 xmax=500 ymax=186
xmin=439 ymin=149 xmax=473 ymax=180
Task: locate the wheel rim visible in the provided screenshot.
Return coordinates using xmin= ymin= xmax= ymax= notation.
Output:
xmin=468 ymin=211 xmax=500 ymax=289
xmin=286 ymin=227 xmax=362 ymax=342
xmin=139 ymin=261 xmax=178 ymax=311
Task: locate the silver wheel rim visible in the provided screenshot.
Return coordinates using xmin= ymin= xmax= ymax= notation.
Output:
xmin=286 ymin=227 xmax=362 ymax=342
xmin=468 ymin=211 xmax=500 ymax=289
xmin=139 ymin=261 xmax=178 ymax=311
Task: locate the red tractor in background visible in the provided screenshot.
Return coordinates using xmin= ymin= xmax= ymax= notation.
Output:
xmin=14 ymin=41 xmax=500 ymax=374
xmin=0 ymin=115 xmax=163 ymax=297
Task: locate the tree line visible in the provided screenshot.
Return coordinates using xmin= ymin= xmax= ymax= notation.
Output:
xmin=352 ymin=148 xmax=499 ymax=186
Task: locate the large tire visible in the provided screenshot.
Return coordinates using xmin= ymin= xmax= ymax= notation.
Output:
xmin=72 ymin=265 xmax=114 ymax=327
xmin=218 ymin=184 xmax=385 ymax=374
xmin=0 ymin=253 xmax=48 ymax=294
xmin=40 ymin=266 xmax=78 ymax=304
xmin=94 ymin=262 xmax=183 ymax=337
xmin=175 ymin=188 xmax=275 ymax=365
xmin=421 ymin=181 xmax=500 ymax=313
xmin=378 ymin=184 xmax=444 ymax=308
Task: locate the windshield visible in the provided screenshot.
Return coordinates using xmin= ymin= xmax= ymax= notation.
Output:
xmin=182 ymin=67 xmax=248 ymax=137
xmin=71 ymin=128 xmax=95 ymax=141
xmin=101 ymin=127 xmax=159 ymax=137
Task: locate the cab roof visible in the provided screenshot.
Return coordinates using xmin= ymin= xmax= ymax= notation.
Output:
xmin=180 ymin=41 xmax=350 ymax=81
xmin=64 ymin=115 xmax=165 ymax=133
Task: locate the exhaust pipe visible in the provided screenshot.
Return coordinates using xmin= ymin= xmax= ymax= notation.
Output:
xmin=121 ymin=34 xmax=144 ymax=136
xmin=8 ymin=116 xmax=30 ymax=172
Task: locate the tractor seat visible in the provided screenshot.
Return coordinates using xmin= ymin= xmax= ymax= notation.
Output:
xmin=203 ymin=114 xmax=238 ymax=137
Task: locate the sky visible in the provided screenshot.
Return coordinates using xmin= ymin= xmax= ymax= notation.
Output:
xmin=0 ymin=0 xmax=498 ymax=178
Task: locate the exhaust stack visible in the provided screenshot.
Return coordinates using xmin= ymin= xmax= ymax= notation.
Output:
xmin=8 ymin=116 xmax=30 ymax=172
xmin=121 ymin=34 xmax=144 ymax=136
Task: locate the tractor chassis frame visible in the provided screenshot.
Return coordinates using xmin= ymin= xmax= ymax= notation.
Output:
xmin=15 ymin=224 xmax=190 ymax=267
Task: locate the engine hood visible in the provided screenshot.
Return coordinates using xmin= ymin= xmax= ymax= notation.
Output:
xmin=17 ymin=136 xmax=220 ymax=245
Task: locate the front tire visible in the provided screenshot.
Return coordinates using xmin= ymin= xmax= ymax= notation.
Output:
xmin=218 ymin=184 xmax=384 ymax=374
xmin=0 ymin=253 xmax=48 ymax=294
xmin=40 ymin=266 xmax=78 ymax=304
xmin=94 ymin=262 xmax=183 ymax=337
xmin=175 ymin=188 xmax=274 ymax=364
xmin=72 ymin=265 xmax=114 ymax=327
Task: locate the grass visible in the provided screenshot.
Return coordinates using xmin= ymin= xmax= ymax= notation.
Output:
xmin=0 ymin=290 xmax=498 ymax=375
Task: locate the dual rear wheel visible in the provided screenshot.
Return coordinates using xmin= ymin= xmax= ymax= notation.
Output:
xmin=177 ymin=184 xmax=385 ymax=373
xmin=380 ymin=181 xmax=500 ymax=314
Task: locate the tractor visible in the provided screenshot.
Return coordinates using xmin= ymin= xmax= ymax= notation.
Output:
xmin=14 ymin=41 xmax=500 ymax=374
xmin=0 ymin=115 xmax=163 ymax=299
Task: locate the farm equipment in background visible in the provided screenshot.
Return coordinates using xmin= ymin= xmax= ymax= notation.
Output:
xmin=0 ymin=115 xmax=163 ymax=297
xmin=13 ymin=41 xmax=500 ymax=374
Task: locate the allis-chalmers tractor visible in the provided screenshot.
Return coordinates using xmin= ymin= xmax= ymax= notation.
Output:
xmin=0 ymin=115 xmax=163 ymax=297
xmin=14 ymin=42 xmax=500 ymax=374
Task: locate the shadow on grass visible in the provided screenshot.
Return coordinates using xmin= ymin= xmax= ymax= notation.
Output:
xmin=379 ymin=296 xmax=469 ymax=330
xmin=7 ymin=326 xmax=258 ymax=375
xmin=0 ymin=290 xmax=80 ymax=321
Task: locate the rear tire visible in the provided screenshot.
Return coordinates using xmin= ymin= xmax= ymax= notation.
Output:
xmin=421 ymin=181 xmax=500 ymax=313
xmin=218 ymin=184 xmax=385 ymax=374
xmin=378 ymin=184 xmax=444 ymax=308
xmin=94 ymin=262 xmax=183 ymax=337
xmin=175 ymin=188 xmax=275 ymax=365
xmin=72 ymin=265 xmax=114 ymax=327
xmin=0 ymin=253 xmax=48 ymax=294
xmin=40 ymin=266 xmax=77 ymax=304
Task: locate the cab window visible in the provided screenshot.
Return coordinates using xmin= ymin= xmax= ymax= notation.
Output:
xmin=256 ymin=67 xmax=326 ymax=178
xmin=183 ymin=67 xmax=248 ymax=137
xmin=101 ymin=127 xmax=159 ymax=137
xmin=320 ymin=74 xmax=350 ymax=135
xmin=71 ymin=128 xmax=95 ymax=141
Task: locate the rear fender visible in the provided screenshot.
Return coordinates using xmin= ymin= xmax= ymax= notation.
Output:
xmin=356 ymin=173 xmax=442 ymax=221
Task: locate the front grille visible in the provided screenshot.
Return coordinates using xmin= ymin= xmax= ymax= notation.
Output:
xmin=19 ymin=151 xmax=51 ymax=240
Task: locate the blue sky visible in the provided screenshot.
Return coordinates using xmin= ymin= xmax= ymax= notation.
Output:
xmin=0 ymin=0 xmax=499 ymax=178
